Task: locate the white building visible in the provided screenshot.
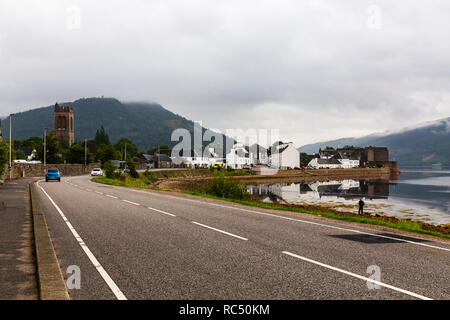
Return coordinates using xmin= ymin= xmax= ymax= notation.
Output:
xmin=226 ymin=143 xmax=251 ymax=169
xmin=173 ymin=148 xmax=220 ymax=168
xmin=269 ymin=142 xmax=300 ymax=169
xmin=249 ymin=144 xmax=269 ymax=165
xmin=307 ymin=153 xmax=359 ymax=169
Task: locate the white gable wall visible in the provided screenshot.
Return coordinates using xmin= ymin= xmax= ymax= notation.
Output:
xmin=270 ymin=144 xmax=300 ymax=169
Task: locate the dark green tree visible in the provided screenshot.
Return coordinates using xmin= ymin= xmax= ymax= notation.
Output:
xmin=300 ymin=152 xmax=310 ymax=166
xmin=126 ymin=160 xmax=139 ymax=178
xmin=114 ymin=138 xmax=138 ymax=160
xmin=96 ymin=144 xmax=121 ymax=164
xmin=15 ymin=149 xmax=26 ymax=160
xmin=64 ymin=143 xmax=94 ymax=164
xmin=94 ymin=126 xmax=110 ymax=146
xmin=35 ymin=131 xmax=62 ymax=164
xmin=103 ymin=160 xmax=117 ymax=179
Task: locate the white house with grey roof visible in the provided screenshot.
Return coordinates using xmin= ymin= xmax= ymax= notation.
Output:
xmin=226 ymin=143 xmax=251 ymax=169
xmin=172 ymin=148 xmax=220 ymax=168
xmin=307 ymin=151 xmax=359 ymax=169
xmin=269 ymin=142 xmax=300 ymax=169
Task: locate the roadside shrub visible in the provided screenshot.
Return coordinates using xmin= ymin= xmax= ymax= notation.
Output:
xmin=206 ymin=173 xmax=251 ymax=200
xmin=143 ymin=170 xmax=158 ymax=182
xmin=126 ymin=160 xmax=139 ymax=178
xmin=103 ymin=160 xmax=117 ymax=179
xmin=0 ymin=140 xmax=9 ymax=178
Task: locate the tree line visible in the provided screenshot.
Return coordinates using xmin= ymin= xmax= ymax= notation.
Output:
xmin=3 ymin=126 xmax=170 ymax=166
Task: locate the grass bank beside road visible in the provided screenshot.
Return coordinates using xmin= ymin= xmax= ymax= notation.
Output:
xmin=92 ymin=173 xmax=450 ymax=240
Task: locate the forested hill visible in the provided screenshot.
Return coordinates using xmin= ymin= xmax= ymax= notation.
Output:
xmin=1 ymin=97 xmax=233 ymax=151
xmin=299 ymin=117 xmax=450 ymax=166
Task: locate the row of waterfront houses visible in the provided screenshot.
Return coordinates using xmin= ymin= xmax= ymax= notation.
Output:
xmin=135 ymin=144 xmax=391 ymax=170
xmin=135 ymin=142 xmax=302 ymax=169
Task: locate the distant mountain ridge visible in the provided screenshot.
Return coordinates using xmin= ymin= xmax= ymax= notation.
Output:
xmin=1 ymin=97 xmax=233 ymax=152
xmin=299 ymin=117 xmax=450 ymax=166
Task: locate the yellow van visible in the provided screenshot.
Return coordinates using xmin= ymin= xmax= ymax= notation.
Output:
xmin=213 ymin=162 xmax=223 ymax=169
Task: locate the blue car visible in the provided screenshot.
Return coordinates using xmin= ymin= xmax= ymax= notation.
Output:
xmin=45 ymin=168 xmax=61 ymax=182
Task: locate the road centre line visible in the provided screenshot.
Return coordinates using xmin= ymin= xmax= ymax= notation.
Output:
xmin=37 ymin=181 xmax=127 ymax=300
xmin=282 ymin=251 xmax=432 ymax=300
xmin=122 ymin=200 xmax=140 ymax=206
xmin=106 ymin=195 xmax=118 ymax=199
xmin=120 ymin=189 xmax=450 ymax=252
xmin=191 ymin=221 xmax=248 ymax=241
xmin=147 ymin=207 xmax=176 ymax=217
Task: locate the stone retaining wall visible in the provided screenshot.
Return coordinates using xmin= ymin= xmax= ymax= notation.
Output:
xmin=248 ymin=167 xmax=393 ymax=180
xmin=2 ymin=163 xmax=101 ymax=180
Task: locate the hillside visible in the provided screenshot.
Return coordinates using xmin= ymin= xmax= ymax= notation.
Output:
xmin=1 ymin=97 xmax=233 ymax=153
xmin=299 ymin=117 xmax=450 ymax=166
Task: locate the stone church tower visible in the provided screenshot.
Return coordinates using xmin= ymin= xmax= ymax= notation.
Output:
xmin=54 ymin=103 xmax=74 ymax=146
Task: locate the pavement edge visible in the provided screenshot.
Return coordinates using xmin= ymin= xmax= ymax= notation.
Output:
xmin=30 ymin=182 xmax=70 ymax=300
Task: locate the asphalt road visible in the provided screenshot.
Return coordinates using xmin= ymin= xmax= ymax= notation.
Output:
xmin=35 ymin=175 xmax=450 ymax=300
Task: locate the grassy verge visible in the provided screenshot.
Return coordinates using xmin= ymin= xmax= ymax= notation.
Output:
xmin=178 ymin=191 xmax=449 ymax=239
xmin=92 ymin=176 xmax=152 ymax=189
xmin=143 ymin=168 xmax=254 ymax=179
xmin=92 ymin=175 xmax=450 ymax=240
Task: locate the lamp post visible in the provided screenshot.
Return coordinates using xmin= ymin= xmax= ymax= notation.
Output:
xmin=43 ymin=128 xmax=48 ymax=167
xmin=85 ymin=139 xmax=87 ymax=171
xmin=9 ymin=114 xmax=13 ymax=179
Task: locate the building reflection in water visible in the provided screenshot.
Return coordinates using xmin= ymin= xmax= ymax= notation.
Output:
xmin=247 ymin=179 xmax=395 ymax=203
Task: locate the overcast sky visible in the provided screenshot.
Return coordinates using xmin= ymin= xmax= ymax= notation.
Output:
xmin=1 ymin=0 xmax=449 ymax=146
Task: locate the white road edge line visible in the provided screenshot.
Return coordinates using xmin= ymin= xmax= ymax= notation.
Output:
xmin=36 ymin=181 xmax=127 ymax=300
xmin=122 ymin=200 xmax=140 ymax=206
xmin=282 ymin=251 xmax=432 ymax=300
xmin=191 ymin=221 xmax=248 ymax=241
xmin=147 ymin=207 xmax=176 ymax=217
xmin=122 ymin=189 xmax=450 ymax=252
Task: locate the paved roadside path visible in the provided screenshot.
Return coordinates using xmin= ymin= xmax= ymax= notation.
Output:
xmin=0 ymin=178 xmax=38 ymax=300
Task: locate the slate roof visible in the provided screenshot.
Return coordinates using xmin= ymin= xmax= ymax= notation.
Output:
xmin=317 ymin=158 xmax=342 ymax=165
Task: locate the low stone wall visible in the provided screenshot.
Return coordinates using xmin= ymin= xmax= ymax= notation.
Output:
xmin=3 ymin=163 xmax=102 ymax=180
xmin=247 ymin=167 xmax=393 ymax=181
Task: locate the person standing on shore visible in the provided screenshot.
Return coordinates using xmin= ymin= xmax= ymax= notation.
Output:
xmin=358 ymin=198 xmax=365 ymax=215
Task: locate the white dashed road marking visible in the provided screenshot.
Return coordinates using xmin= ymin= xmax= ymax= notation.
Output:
xmin=122 ymin=200 xmax=140 ymax=206
xmin=121 ymin=189 xmax=450 ymax=252
xmin=282 ymin=251 xmax=432 ymax=300
xmin=191 ymin=221 xmax=248 ymax=241
xmin=37 ymin=181 xmax=127 ymax=300
xmin=147 ymin=207 xmax=176 ymax=217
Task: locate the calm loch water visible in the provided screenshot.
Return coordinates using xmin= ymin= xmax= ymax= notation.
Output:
xmin=247 ymin=169 xmax=450 ymax=225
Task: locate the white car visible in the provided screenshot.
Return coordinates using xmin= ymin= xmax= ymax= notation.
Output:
xmin=91 ymin=168 xmax=104 ymax=176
